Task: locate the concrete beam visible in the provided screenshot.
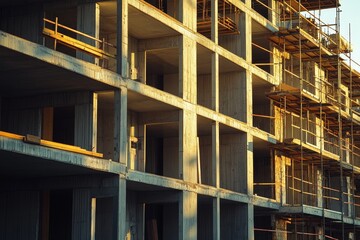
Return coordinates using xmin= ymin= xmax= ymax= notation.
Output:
xmin=115 ymin=176 xmax=127 ymax=240
xmin=0 ymin=136 xmax=122 ymax=173
xmin=139 ymin=110 xmax=179 ymax=125
xmin=137 ymin=191 xmax=179 ymax=204
xmin=138 ymin=36 xmax=179 ymax=51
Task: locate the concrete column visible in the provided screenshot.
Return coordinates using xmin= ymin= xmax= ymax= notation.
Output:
xmin=269 ymin=0 xmax=279 ymax=25
xmin=212 ymin=122 xmax=220 ymax=240
xmin=178 ymin=2 xmax=197 ymax=237
xmin=178 ymin=108 xmax=197 ymax=240
xmin=317 ymin=169 xmax=323 ymax=208
xmin=114 ymin=88 xmax=128 ymax=164
xmin=240 ymin=3 xmax=254 ymax=238
xmin=274 ymin=218 xmax=287 ymax=240
xmin=235 ymin=204 xmax=254 ymax=239
xmin=275 ymin=155 xmax=287 ymax=204
xmin=239 ymin=7 xmax=252 ymax=61
xmin=117 ymin=0 xmax=129 ymax=77
xmin=179 ymin=35 xmax=197 ymax=103
xmin=179 ymin=191 xmax=197 ymax=240
xmin=178 ymin=0 xmax=196 ymax=31
xmin=0 ymin=96 xmax=2 ymax=129
xmin=115 ymin=176 xmax=127 ymax=240
xmin=211 ymin=0 xmax=218 ymax=44
xmin=77 ymin=3 xmax=100 ymax=64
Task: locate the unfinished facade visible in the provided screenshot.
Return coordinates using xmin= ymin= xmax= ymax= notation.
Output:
xmin=0 ymin=0 xmax=359 ymax=239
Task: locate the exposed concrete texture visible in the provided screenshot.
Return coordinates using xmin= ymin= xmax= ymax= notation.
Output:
xmin=0 ymin=0 xmax=357 ymax=239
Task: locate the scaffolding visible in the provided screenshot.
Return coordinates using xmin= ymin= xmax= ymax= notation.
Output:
xmin=267 ymin=0 xmax=360 ymax=238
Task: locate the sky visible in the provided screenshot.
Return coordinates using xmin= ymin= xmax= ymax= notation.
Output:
xmin=314 ymin=0 xmax=360 ymax=71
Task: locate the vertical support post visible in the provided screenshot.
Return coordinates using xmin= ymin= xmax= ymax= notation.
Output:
xmin=117 ymin=0 xmax=129 ymax=77
xmin=178 ymin=0 xmax=197 ymax=31
xmin=211 ymin=2 xmax=220 ymax=236
xmin=241 ymin=1 xmax=254 ymax=238
xmin=114 ymin=176 xmax=127 ymax=240
xmin=178 ymin=1 xmax=197 ymax=237
xmin=92 ymin=93 xmax=98 ymax=152
xmin=178 ymin=103 xmax=197 ymax=181
xmin=77 ymin=3 xmax=100 ymax=64
xmin=91 ymin=198 xmax=96 ymax=240
xmin=274 ymin=217 xmax=287 ymax=240
xmin=317 ymin=169 xmax=323 ymax=208
xmin=179 ymin=35 xmax=197 ymax=103
xmin=114 ymin=88 xmax=128 ymax=164
xmin=179 ymin=191 xmax=197 ymax=240
xmin=212 ymin=121 xmax=220 ymax=240
xmin=211 ymin=0 xmax=218 ymax=45
xmin=54 ymin=17 xmax=58 ymax=50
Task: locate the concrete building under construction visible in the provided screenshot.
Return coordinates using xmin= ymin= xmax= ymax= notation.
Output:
xmin=1 ymin=0 xmax=360 ymax=239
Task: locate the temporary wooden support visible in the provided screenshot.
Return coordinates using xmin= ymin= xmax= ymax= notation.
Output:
xmin=197 ymin=137 xmax=202 ymax=184
xmin=0 ymin=131 xmax=103 ymax=158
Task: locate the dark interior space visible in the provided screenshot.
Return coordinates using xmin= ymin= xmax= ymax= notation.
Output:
xmin=146 ymin=137 xmax=164 ymax=176
xmin=252 ymin=0 xmax=269 ymax=19
xmin=95 ymin=197 xmax=114 ymax=240
xmin=48 ymin=189 xmax=73 ymax=240
xmin=53 ymin=106 xmax=75 ymax=145
xmin=145 ymin=204 xmax=164 ymax=240
xmin=254 ymin=215 xmax=272 ymax=239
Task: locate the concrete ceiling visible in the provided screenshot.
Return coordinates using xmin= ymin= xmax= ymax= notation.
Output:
xmin=128 ymin=90 xmax=178 ymax=112
xmin=99 ymin=1 xmax=179 ymax=39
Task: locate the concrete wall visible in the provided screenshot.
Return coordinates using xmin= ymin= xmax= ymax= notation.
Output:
xmin=219 ymin=72 xmax=244 ymax=121
xmin=199 ymin=135 xmax=213 ymax=186
xmin=0 ymin=4 xmax=43 ymax=44
xmin=197 ymin=74 xmax=212 ymax=109
xmin=220 ymin=133 xmax=243 ymax=192
xmin=0 ymin=191 xmax=40 ymax=240
xmin=1 ymin=91 xmax=97 ymax=150
xmin=97 ymin=93 xmax=115 ymax=159
xmin=0 ymin=175 xmax=119 ymax=240
xmin=163 ymin=137 xmax=179 ymax=178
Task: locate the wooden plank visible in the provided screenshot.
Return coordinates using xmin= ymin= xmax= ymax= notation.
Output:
xmin=42 ymin=107 xmax=54 ymax=141
xmin=0 ymin=131 xmax=23 ymax=140
xmin=40 ymin=139 xmax=103 ymax=158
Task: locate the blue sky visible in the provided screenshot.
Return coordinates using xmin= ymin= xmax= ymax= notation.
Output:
xmin=318 ymin=0 xmax=360 ymax=70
